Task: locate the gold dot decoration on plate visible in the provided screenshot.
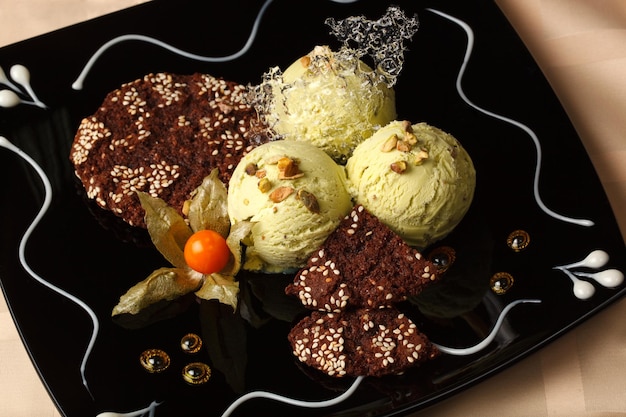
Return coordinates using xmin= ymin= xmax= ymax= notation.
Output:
xmin=182 ymin=362 xmax=212 ymax=385
xmin=427 ymin=246 xmax=456 ymax=273
xmin=181 ymin=333 xmax=203 ymax=354
xmin=507 ymin=229 xmax=530 ymax=252
xmin=139 ymin=349 xmax=171 ymax=373
xmin=490 ymin=272 xmax=514 ymax=295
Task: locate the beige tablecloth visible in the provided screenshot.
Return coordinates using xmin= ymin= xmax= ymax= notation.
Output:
xmin=1 ymin=1 xmax=625 ymax=416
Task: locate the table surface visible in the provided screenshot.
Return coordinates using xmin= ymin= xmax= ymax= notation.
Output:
xmin=1 ymin=1 xmax=625 ymax=416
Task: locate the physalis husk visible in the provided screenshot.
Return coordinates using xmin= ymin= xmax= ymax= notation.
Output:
xmin=112 ymin=169 xmax=251 ymax=316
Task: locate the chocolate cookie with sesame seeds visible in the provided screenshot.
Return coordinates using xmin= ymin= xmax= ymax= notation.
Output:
xmin=70 ymin=72 xmax=270 ymax=228
xmin=288 ymin=307 xmax=440 ymax=378
xmin=285 ymin=205 xmax=440 ymax=311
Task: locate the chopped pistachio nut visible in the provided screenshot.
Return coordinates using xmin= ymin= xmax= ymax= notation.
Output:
xmin=244 ymin=163 xmax=257 ymax=176
xmin=401 ymin=120 xmax=418 ymax=146
xmin=381 ymin=134 xmax=398 ymax=152
xmin=297 ymin=189 xmax=320 ymax=214
xmin=276 ymin=156 xmax=292 ymax=171
xmin=269 ymin=186 xmax=294 ymax=203
xmin=258 ymin=177 xmax=272 ymax=193
xmin=414 ymin=149 xmax=429 ymax=165
xmin=390 ymin=160 xmax=408 ymax=174
xmin=396 ymin=140 xmax=411 ymax=152
xmin=280 ymin=172 xmax=305 ymax=180
xmin=277 ymin=156 xmax=304 ymax=179
xmin=404 ymin=132 xmax=417 ymax=145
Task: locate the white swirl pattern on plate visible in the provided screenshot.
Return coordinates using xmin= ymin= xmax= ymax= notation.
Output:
xmin=218 ymin=297 xmax=542 ymax=416
xmin=432 ymin=299 xmax=542 ymax=355
xmin=554 ymin=250 xmax=624 ymax=299
xmin=0 ymin=136 xmax=98 ymax=398
xmin=426 ymin=10 xmax=623 ymax=300
xmin=95 ymin=400 xmax=161 ymax=417
xmin=72 ymin=0 xmax=277 ymax=90
xmin=0 ymin=64 xmax=47 ymax=108
xmin=426 ymin=8 xmax=594 ymax=228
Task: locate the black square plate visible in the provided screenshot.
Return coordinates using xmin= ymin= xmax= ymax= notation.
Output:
xmin=1 ymin=0 xmax=624 ymax=416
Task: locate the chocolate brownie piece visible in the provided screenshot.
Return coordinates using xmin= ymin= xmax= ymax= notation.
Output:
xmin=288 ymin=307 xmax=439 ymax=377
xmin=70 ymin=72 xmax=270 ymax=227
xmin=285 ymin=205 xmax=439 ymax=311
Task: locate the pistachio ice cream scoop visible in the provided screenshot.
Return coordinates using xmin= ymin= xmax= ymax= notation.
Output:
xmin=228 ymin=140 xmax=353 ymax=273
xmin=346 ymin=121 xmax=476 ymax=248
xmin=263 ymin=45 xmax=397 ymax=163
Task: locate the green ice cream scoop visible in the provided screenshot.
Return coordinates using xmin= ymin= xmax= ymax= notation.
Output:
xmin=228 ymin=140 xmax=353 ymax=273
xmin=346 ymin=121 xmax=476 ymax=249
xmin=266 ymin=45 xmax=396 ymax=163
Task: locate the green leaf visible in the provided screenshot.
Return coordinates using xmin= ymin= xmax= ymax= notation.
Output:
xmin=112 ymin=267 xmax=202 ymax=316
xmin=188 ymin=169 xmax=230 ymax=237
xmin=221 ymin=220 xmax=253 ymax=276
xmin=137 ymin=191 xmax=192 ymax=269
xmin=112 ymin=294 xmax=196 ymax=329
xmin=195 ymin=274 xmax=239 ymax=311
